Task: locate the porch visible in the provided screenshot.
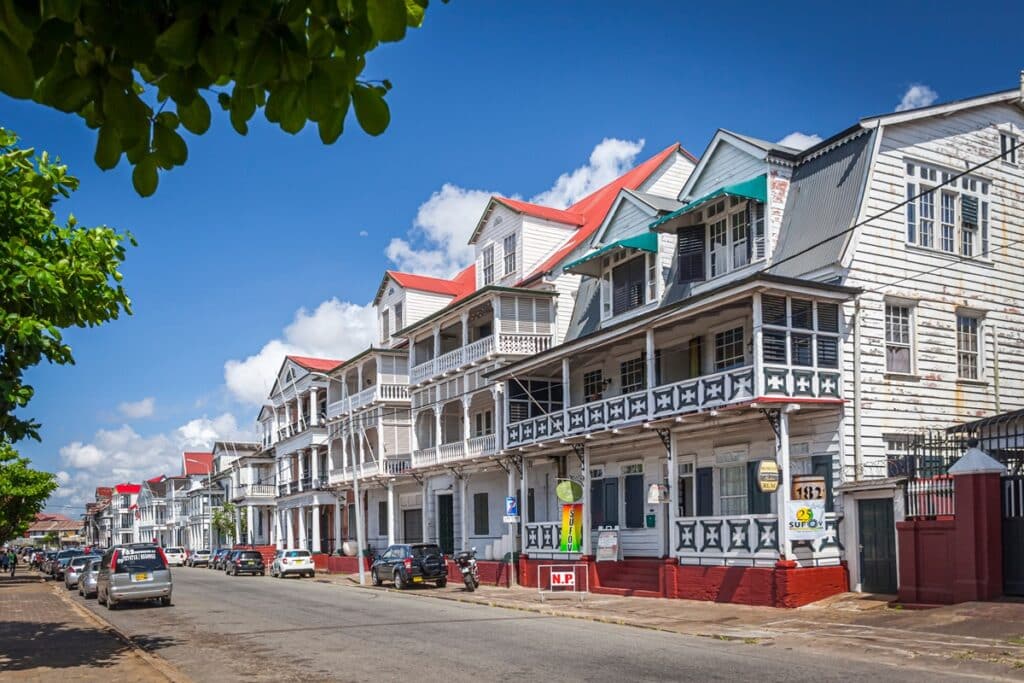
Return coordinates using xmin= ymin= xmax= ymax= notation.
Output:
xmin=412 ymin=389 xmax=499 ymax=468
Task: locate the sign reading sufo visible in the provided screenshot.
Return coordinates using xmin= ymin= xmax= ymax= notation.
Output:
xmin=786 ymin=499 xmax=827 ymax=539
xmin=792 ymin=474 xmax=827 ymax=501
xmin=756 ymin=459 xmax=780 ymax=493
xmin=550 ymin=571 xmax=576 ymax=587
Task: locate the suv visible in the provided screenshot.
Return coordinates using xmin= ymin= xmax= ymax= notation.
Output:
xmin=50 ymin=549 xmax=81 ymax=581
xmin=97 ymin=544 xmax=172 ymax=609
xmin=163 ymin=547 xmax=186 ymax=566
xmin=187 ymin=549 xmax=211 ymax=567
xmin=270 ymin=549 xmax=314 ymax=578
xmin=371 ymin=544 xmax=447 ymax=589
xmin=226 ymin=550 xmax=265 ymax=576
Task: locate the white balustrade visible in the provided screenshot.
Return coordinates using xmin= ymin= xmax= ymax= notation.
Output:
xmin=411 ymin=359 xmax=436 ymax=385
xmin=436 ymin=441 xmax=466 ymax=464
xmin=497 ymin=334 xmax=551 ymax=356
xmin=436 ymin=346 xmax=465 ymax=375
xmin=467 ymin=433 xmax=496 ymax=457
xmin=412 ymin=446 xmax=438 ymax=468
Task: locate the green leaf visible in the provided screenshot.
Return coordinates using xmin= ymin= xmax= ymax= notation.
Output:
xmin=153 ymin=123 xmax=188 ymax=166
xmin=178 ymin=95 xmax=211 ymax=134
xmin=352 ymin=83 xmax=390 ymax=136
xmin=41 ymin=0 xmax=81 ymax=23
xmin=404 ymin=0 xmax=426 ymax=27
xmin=0 ymin=32 xmax=36 ymax=98
xmin=94 ymin=125 xmax=121 ymax=170
xmin=317 ymin=104 xmax=345 ymax=144
xmin=132 ymin=156 xmax=158 ymax=196
xmin=367 ymin=0 xmax=408 ymax=42
xmin=197 ymin=32 xmax=237 ymax=77
xmin=155 ymin=18 xmax=200 ymax=66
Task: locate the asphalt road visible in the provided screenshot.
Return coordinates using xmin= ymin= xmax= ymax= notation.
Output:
xmin=64 ymin=568 xmax=976 ymax=682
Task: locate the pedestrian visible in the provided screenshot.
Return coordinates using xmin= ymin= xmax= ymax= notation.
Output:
xmin=0 ymin=550 xmax=7 ymax=572
xmin=8 ymin=549 xmax=16 ymax=577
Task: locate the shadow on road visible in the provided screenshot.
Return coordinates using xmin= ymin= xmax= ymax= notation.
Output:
xmin=0 ymin=620 xmax=179 ymax=671
xmin=0 ymin=576 xmax=45 ymax=589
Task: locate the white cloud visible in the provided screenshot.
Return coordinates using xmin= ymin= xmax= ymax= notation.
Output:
xmin=385 ymin=137 xmax=646 ymax=276
xmin=118 ymin=396 xmax=155 ymax=419
xmin=224 ymin=298 xmax=377 ymax=405
xmin=358 ymin=230 xmax=369 ymax=237
xmin=55 ymin=412 xmax=252 ymax=507
xmin=776 ymin=132 xmax=823 ymax=150
xmin=896 ymin=84 xmax=938 ymax=112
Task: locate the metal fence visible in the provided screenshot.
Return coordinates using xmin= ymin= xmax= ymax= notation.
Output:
xmin=888 ymin=413 xmax=1024 ymax=479
xmin=905 ymin=476 xmax=956 ymax=519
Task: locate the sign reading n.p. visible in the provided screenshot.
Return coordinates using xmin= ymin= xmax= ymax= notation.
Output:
xmin=550 ymin=571 xmax=575 ymax=588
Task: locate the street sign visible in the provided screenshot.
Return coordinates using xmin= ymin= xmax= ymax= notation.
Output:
xmin=550 ymin=571 xmax=575 ymax=587
xmin=505 ymin=496 xmax=518 ymax=516
xmin=502 ymin=515 xmax=521 ymax=524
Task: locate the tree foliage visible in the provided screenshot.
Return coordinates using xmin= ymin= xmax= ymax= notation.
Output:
xmin=0 ymin=128 xmax=134 ymax=444
xmin=211 ymin=501 xmax=239 ymax=542
xmin=0 ymin=0 xmax=438 ymax=196
xmin=0 ymin=441 xmax=57 ymax=544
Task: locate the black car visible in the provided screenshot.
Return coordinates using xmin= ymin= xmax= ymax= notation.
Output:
xmin=371 ymin=543 xmax=447 ymax=589
xmin=210 ymin=548 xmax=230 ymax=570
xmin=226 ymin=550 xmax=265 ymax=576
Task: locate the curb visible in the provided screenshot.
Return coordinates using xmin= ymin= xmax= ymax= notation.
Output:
xmin=50 ymin=582 xmax=191 ymax=683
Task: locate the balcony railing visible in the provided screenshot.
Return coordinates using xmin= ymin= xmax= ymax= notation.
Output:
xmin=240 ymin=484 xmax=277 ymax=498
xmin=277 ymin=481 xmax=299 ymax=497
xmin=330 ymin=455 xmax=412 ymax=481
xmin=506 ymin=364 xmax=842 ymax=449
xmin=673 ymin=512 xmax=842 ymax=567
xmin=410 ymin=333 xmax=552 ymax=386
xmin=412 ymin=434 xmax=497 ymax=468
xmin=326 ymin=383 xmax=411 ymax=419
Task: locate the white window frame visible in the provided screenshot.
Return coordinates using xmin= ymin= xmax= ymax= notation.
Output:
xmin=482 ymin=245 xmax=495 ymax=285
xmin=704 ymin=198 xmax=755 ymax=279
xmin=393 ymin=302 xmax=403 ymax=332
xmin=598 ymin=250 xmax=658 ymax=321
xmin=718 ymin=463 xmax=748 ymax=516
xmin=884 ymin=301 xmax=915 ymax=376
xmin=905 ymin=160 xmax=990 ymax=258
xmin=955 ymin=312 xmax=984 ymax=381
xmin=503 ymin=233 xmax=517 ymax=276
xmin=712 ymin=324 xmax=746 ymax=371
xmin=381 ymin=310 xmax=390 ymax=342
xmin=1000 ymin=132 xmax=1018 ymax=165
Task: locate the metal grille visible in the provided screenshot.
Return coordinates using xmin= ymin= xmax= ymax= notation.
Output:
xmin=889 ymin=414 xmax=1024 ymax=479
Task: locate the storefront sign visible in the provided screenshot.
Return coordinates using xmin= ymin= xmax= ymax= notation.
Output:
xmin=786 ymin=499 xmax=827 ymax=539
xmin=756 ymin=460 xmax=780 ymax=493
xmin=595 ymin=528 xmax=620 ymax=562
xmin=560 ymin=503 xmax=583 ymax=552
xmin=647 ymin=483 xmax=669 ymax=504
xmin=505 ymin=496 xmax=519 ymax=516
xmin=556 ymin=479 xmax=583 ymax=503
xmin=792 ymin=475 xmax=827 ymax=501
xmin=551 ymin=570 xmax=575 ymax=587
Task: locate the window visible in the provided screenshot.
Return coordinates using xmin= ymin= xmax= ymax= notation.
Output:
xmin=583 ymin=369 xmax=604 ymax=402
xmin=393 ymin=303 xmax=403 ymax=332
xmin=702 ymin=198 xmax=760 ymax=278
xmin=714 ymin=327 xmax=745 ymax=371
xmin=473 ymin=410 xmax=493 ymax=437
xmin=620 ymin=356 xmax=646 ymax=394
xmin=1001 ymin=132 xmax=1018 ymax=164
xmin=709 ymin=216 xmax=728 ymax=277
xmin=719 ymin=465 xmax=747 ymax=515
xmin=731 ymin=210 xmax=749 ymax=268
xmin=885 ymin=303 xmax=913 ymax=374
xmin=906 ymin=162 xmax=989 ymax=257
xmin=503 ymin=233 xmax=517 ymax=275
xmin=482 ymin=245 xmax=495 ymax=285
xmin=677 ymin=462 xmax=694 ymax=517
xmin=676 ymin=225 xmax=706 ymax=284
xmin=378 ymin=501 xmax=387 ymax=536
xmin=508 ymin=379 xmax=563 ymax=423
xmin=591 ymin=476 xmax=619 ymax=527
xmin=381 ymin=310 xmax=390 ymax=340
xmin=956 ymin=314 xmax=981 ymax=380
xmin=473 ymin=493 xmax=489 ymax=535
xmin=761 ymin=296 xmax=840 ymax=369
xmin=611 ymin=255 xmax=646 ymax=315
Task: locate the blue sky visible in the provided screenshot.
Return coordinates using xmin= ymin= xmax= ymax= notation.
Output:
xmin=3 ymin=0 xmax=1022 ymax=511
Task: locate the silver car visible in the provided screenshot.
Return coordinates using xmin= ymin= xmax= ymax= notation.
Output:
xmin=79 ymin=558 xmax=101 ymax=599
xmin=64 ymin=555 xmax=98 ymax=590
xmin=97 ymin=544 xmax=172 ymax=609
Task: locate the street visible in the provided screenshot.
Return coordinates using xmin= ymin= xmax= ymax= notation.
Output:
xmin=60 ymin=567 xmax=1002 ymax=682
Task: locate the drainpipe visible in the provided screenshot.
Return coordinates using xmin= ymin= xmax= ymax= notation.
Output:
xmin=852 ymin=298 xmax=862 ymax=481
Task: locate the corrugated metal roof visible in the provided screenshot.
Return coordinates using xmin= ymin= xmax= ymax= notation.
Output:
xmin=724 ymin=130 xmax=800 ymax=156
xmin=623 ymin=189 xmax=683 ymax=213
xmin=768 ymin=129 xmax=875 ymax=278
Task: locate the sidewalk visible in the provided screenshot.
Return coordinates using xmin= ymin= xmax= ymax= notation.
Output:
xmin=318 ymin=570 xmax=1024 ymax=678
xmin=0 ymin=572 xmax=183 ymax=681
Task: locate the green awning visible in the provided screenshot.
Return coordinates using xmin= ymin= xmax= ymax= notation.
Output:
xmin=562 ymin=232 xmax=659 ymax=277
xmin=650 ymin=173 xmax=767 ymax=231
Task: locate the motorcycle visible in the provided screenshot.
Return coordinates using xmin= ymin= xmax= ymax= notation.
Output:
xmin=454 ymin=548 xmax=479 ymax=592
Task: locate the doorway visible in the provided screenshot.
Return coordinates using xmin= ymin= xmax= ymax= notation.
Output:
xmin=437 ymin=494 xmax=454 ymax=554
xmin=858 ymin=498 xmax=897 ymax=593
xmin=403 ymin=509 xmax=423 ymax=543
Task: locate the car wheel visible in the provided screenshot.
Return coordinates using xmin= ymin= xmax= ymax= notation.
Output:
xmin=394 ymin=570 xmax=406 ymax=590
xmin=160 ymin=596 xmax=171 ymax=607
xmin=437 ymin=578 xmax=447 ymax=588
xmin=371 ymin=568 xmax=382 ymax=586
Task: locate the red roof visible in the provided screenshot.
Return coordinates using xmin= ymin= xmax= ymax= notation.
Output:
xmin=182 ymin=452 xmax=213 ymax=476
xmin=286 ymin=355 xmax=344 ymax=373
xmin=147 ymin=475 xmax=165 ymax=484
xmin=493 ymin=197 xmax=585 ymax=226
xmin=386 ymin=270 xmax=470 ymax=298
xmin=95 ymin=486 xmax=113 ymax=499
xmin=521 ymin=143 xmax=682 ymax=282
xmin=114 ymin=483 xmax=141 ymax=495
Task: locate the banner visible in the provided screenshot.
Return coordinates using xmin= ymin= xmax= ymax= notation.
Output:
xmin=786 ymin=499 xmax=827 ymax=540
xmin=560 ymin=503 xmax=583 ymax=552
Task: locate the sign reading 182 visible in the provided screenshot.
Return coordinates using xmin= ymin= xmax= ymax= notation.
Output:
xmin=791 ymin=475 xmax=826 ymax=501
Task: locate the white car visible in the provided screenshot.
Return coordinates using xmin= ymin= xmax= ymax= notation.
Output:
xmin=270 ymin=549 xmax=314 ymax=578
xmin=163 ymin=547 xmax=187 ymax=566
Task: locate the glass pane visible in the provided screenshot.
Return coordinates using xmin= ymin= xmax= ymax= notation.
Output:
xmin=791 ymin=299 xmax=813 ymax=329
xmin=792 ymin=333 xmax=813 ymax=366
xmin=887 ymin=346 xmax=910 ymax=373
xmin=763 ymin=331 xmax=787 ymax=363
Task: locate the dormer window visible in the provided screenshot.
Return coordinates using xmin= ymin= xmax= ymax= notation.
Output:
xmin=599 ymin=252 xmax=657 ymax=319
xmin=482 ymin=245 xmax=495 ymax=285
xmin=677 ymin=198 xmax=764 ymax=284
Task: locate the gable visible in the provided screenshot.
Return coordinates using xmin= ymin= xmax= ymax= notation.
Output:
xmin=593 ymin=193 xmax=658 ymax=245
xmin=637 ymin=150 xmax=696 ymax=200
xmin=685 ymin=139 xmax=767 ymax=200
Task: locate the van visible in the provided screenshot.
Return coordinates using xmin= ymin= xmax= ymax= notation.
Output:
xmin=97 ymin=544 xmax=173 ymax=609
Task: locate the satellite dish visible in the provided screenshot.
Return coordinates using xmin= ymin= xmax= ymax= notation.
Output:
xmin=555 ymin=479 xmax=583 ymax=503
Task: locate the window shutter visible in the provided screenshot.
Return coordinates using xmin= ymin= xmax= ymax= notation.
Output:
xmin=746 ymin=460 xmax=772 ymax=515
xmin=676 ymin=225 xmax=706 ymax=283
xmin=627 ymin=257 xmax=644 ymax=309
xmin=473 ymin=492 xmax=489 ymax=535
xmin=624 ymin=474 xmax=645 ymax=528
xmin=500 ymin=296 xmax=517 ymax=334
xmin=695 ymin=467 xmax=713 ymax=517
xmin=961 ymin=195 xmax=979 ymax=226
xmin=534 ymin=298 xmax=551 ymax=334
xmin=612 ymin=262 xmax=629 ymax=314
xmin=517 ymin=297 xmax=533 ymax=334
xmin=590 ymin=480 xmax=604 ymax=527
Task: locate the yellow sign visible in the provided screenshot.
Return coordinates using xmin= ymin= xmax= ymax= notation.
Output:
xmin=756 ymin=460 xmax=780 ymax=493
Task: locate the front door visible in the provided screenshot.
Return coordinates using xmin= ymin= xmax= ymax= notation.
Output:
xmin=1003 ymin=476 xmax=1024 ymax=596
xmin=437 ymin=495 xmax=454 ymax=554
xmin=858 ymin=498 xmax=897 ymax=593
xmin=403 ymin=508 xmax=423 ymax=543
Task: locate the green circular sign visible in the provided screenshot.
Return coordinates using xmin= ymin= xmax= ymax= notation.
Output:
xmin=555 ymin=479 xmax=583 ymax=503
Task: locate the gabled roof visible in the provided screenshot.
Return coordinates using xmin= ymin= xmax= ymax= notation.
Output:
xmin=723 ymin=130 xmax=800 ymax=156
xmin=146 ymin=475 xmax=165 ymax=484
xmin=860 ymin=88 xmax=1019 ymax=128
xmin=493 ymin=197 xmax=586 ymax=226
xmin=372 ymin=266 xmax=476 ymax=306
xmin=521 ymin=143 xmax=683 ymax=282
xmin=286 ymin=355 xmax=344 ymax=373
xmin=182 ymin=452 xmax=213 ymax=476
xmin=623 ymin=189 xmax=684 ymax=213
xmin=114 ymin=483 xmax=141 ymax=495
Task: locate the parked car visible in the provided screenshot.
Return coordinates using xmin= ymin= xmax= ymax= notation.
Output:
xmin=97 ymin=543 xmax=172 ymax=609
xmin=64 ymin=555 xmax=98 ymax=590
xmin=163 ymin=547 xmax=187 ymax=566
xmin=226 ymin=550 xmax=265 ymax=576
xmin=187 ymin=549 xmax=211 ymax=567
xmin=371 ymin=544 xmax=448 ymax=589
xmin=50 ymin=549 xmax=82 ymax=581
xmin=270 ymin=549 xmax=314 ymax=578
xmin=39 ymin=551 xmax=57 ymax=573
xmin=210 ymin=548 xmax=230 ymax=570
xmin=79 ymin=558 xmax=101 ymax=599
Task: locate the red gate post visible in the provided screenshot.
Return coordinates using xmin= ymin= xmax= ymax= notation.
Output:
xmin=950 ymin=443 xmax=1006 ymax=603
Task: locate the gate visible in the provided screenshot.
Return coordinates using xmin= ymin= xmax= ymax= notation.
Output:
xmin=1003 ymin=475 xmax=1024 ymax=596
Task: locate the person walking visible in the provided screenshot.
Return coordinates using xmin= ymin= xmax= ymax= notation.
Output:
xmin=8 ymin=549 xmax=16 ymax=577
xmin=0 ymin=549 xmax=7 ymax=573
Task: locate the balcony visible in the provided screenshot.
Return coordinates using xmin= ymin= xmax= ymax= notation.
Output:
xmin=411 ymin=334 xmax=551 ymax=386
xmin=505 ymin=363 xmax=842 ymax=449
xmin=236 ymin=484 xmax=276 ymax=500
xmin=330 ymin=455 xmax=412 ymax=482
xmin=674 ymin=512 xmax=842 ymax=567
xmin=326 ymin=383 xmax=410 ymax=420
xmin=412 ymin=434 xmax=497 ymax=468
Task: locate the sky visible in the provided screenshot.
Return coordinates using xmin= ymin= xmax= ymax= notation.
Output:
xmin=2 ymin=1 xmax=1022 ymax=512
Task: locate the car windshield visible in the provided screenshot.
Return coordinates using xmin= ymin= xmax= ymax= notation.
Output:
xmin=87 ymin=559 xmax=101 ymax=571
xmin=410 ymin=546 xmax=442 ymax=558
xmin=166 ymin=547 xmax=184 ymax=553
xmin=70 ymin=556 xmax=93 ymax=569
xmin=240 ymin=552 xmax=261 ymax=559
xmin=285 ymin=551 xmax=310 ymax=558
xmin=195 ymin=550 xmax=210 ymax=556
xmin=115 ymin=548 xmax=167 ymax=573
